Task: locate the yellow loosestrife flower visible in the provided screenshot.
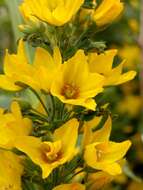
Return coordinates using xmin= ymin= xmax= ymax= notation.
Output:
xmin=84 ymin=117 xmax=131 ymax=175
xmin=0 ymin=150 xmax=23 ymax=190
xmin=14 ymin=119 xmax=79 ymax=178
xmin=0 ymin=40 xmax=36 ymax=91
xmin=53 ymin=183 xmax=85 ymax=190
xmin=88 ymin=49 xmax=136 ymax=86
xmin=20 ymin=0 xmax=84 ymax=26
xmin=82 ymin=116 xmax=102 ymax=147
xmin=93 ymin=0 xmax=124 ymax=26
xmin=0 ymin=101 xmax=32 ymax=148
xmin=88 ymin=171 xmax=114 ymax=190
xmin=0 ymin=40 xmax=61 ymax=92
xmin=119 ymin=45 xmax=140 ymax=69
xmin=117 ymin=95 xmax=141 ymax=117
xmin=51 ymin=50 xmax=105 ymax=111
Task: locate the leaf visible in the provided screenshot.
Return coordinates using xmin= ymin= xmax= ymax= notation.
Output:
xmin=5 ymin=0 xmax=35 ymax=63
xmin=5 ymin=0 xmax=22 ymax=42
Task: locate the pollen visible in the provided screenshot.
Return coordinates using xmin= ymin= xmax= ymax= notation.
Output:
xmin=96 ymin=149 xmax=103 ymax=162
xmin=41 ymin=141 xmax=62 ymax=163
xmin=61 ymin=84 xmax=79 ymax=99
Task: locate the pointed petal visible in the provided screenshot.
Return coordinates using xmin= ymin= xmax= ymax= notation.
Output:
xmin=102 ymin=140 xmax=131 ymax=162
xmin=34 ymin=47 xmax=54 ymax=68
xmin=103 ymin=162 xmax=122 ymax=175
xmin=88 ymin=49 xmax=117 ymax=74
xmin=93 ymin=116 xmax=112 ymax=142
xmin=53 ymin=46 xmax=62 ymax=66
xmin=54 ymin=119 xmax=79 ymax=153
xmin=115 ymin=71 xmax=137 ymax=85
xmin=0 ymin=75 xmax=21 ymax=91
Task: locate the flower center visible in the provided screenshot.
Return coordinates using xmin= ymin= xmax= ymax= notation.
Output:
xmin=96 ymin=149 xmax=103 ymax=162
xmin=61 ymin=84 xmax=79 ymax=99
xmin=41 ymin=141 xmax=62 ymax=163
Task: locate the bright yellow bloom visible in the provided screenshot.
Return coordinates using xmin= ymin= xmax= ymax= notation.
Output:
xmin=53 ymin=183 xmax=85 ymax=190
xmin=88 ymin=49 xmax=136 ymax=86
xmin=82 ymin=116 xmax=102 ymax=147
xmin=0 ymin=101 xmax=32 ymax=148
xmin=84 ymin=117 xmax=131 ymax=175
xmin=0 ymin=150 xmax=23 ymax=190
xmin=93 ymin=0 xmax=124 ymax=26
xmin=51 ymin=50 xmax=105 ymax=110
xmin=20 ymin=0 xmax=84 ymax=26
xmin=0 ymin=40 xmax=61 ymax=92
xmin=14 ymin=119 xmax=79 ymax=178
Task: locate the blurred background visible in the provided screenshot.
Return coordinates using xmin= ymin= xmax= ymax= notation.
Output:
xmin=0 ymin=0 xmax=143 ymax=189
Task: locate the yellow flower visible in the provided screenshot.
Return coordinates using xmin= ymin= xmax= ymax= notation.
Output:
xmin=53 ymin=183 xmax=85 ymax=190
xmin=14 ymin=119 xmax=79 ymax=178
xmin=88 ymin=49 xmax=136 ymax=86
xmin=0 ymin=40 xmax=37 ymax=91
xmin=119 ymin=45 xmax=140 ymax=69
xmin=0 ymin=101 xmax=32 ymax=148
xmin=93 ymin=0 xmax=124 ymax=26
xmin=51 ymin=50 xmax=104 ymax=110
xmin=128 ymin=181 xmax=143 ymax=190
xmin=0 ymin=150 xmax=23 ymax=190
xmin=20 ymin=0 xmax=84 ymax=26
xmin=88 ymin=171 xmax=114 ymax=190
xmin=84 ymin=117 xmax=131 ymax=175
xmin=128 ymin=19 xmax=139 ymax=34
xmin=117 ymin=95 xmax=141 ymax=117
xmin=0 ymin=40 xmax=61 ymax=92
xmin=82 ymin=116 xmax=102 ymax=147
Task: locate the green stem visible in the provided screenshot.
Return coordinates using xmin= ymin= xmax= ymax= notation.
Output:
xmin=60 ymin=103 xmax=65 ymax=119
xmin=66 ymin=169 xmax=85 ymax=182
xmin=30 ymin=108 xmax=49 ymax=122
xmin=29 ymin=87 xmax=50 ymax=116
xmin=50 ymin=95 xmax=56 ymax=122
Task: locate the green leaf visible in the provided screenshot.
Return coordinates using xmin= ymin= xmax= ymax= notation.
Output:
xmin=5 ymin=0 xmax=22 ymax=42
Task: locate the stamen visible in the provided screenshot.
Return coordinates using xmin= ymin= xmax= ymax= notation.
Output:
xmin=61 ymin=84 xmax=79 ymax=99
xmin=96 ymin=149 xmax=103 ymax=162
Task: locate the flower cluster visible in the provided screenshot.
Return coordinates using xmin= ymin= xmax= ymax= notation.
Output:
xmin=0 ymin=0 xmax=137 ymax=190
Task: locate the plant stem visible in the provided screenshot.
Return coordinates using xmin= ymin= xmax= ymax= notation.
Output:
xmin=138 ymin=0 xmax=143 ymax=123
xmin=29 ymin=87 xmax=50 ymax=116
xmin=50 ymin=95 xmax=56 ymax=122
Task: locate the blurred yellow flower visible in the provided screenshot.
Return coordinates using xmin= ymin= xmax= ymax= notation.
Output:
xmin=0 ymin=150 xmax=23 ymax=190
xmin=128 ymin=181 xmax=143 ymax=190
xmin=118 ymin=95 xmax=141 ymax=117
xmin=88 ymin=171 xmax=114 ymax=190
xmin=51 ymin=50 xmax=104 ymax=110
xmin=84 ymin=117 xmax=131 ymax=175
xmin=53 ymin=183 xmax=85 ymax=190
xmin=0 ymin=101 xmax=32 ymax=148
xmin=119 ymin=45 xmax=140 ymax=69
xmin=88 ymin=49 xmax=136 ymax=86
xmin=14 ymin=119 xmax=79 ymax=178
xmin=93 ymin=0 xmax=124 ymax=26
xmin=130 ymin=0 xmax=139 ymax=9
xmin=0 ymin=40 xmax=61 ymax=92
xmin=20 ymin=0 xmax=84 ymax=26
xmin=128 ymin=19 xmax=139 ymax=34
